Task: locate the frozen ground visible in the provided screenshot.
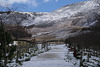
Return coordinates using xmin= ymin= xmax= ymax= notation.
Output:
xmin=21 ymin=44 xmax=79 ymax=67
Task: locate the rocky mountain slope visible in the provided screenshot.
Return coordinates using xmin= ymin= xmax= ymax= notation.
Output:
xmin=0 ymin=0 xmax=100 ymax=41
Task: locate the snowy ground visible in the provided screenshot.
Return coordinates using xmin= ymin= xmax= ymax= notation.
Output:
xmin=21 ymin=44 xmax=79 ymax=67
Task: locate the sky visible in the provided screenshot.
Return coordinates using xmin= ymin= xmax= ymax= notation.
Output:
xmin=0 ymin=0 xmax=90 ymax=12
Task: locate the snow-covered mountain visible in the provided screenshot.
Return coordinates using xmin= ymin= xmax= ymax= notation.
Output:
xmin=21 ymin=0 xmax=100 ymax=26
xmin=0 ymin=11 xmax=48 ymax=25
xmin=0 ymin=0 xmax=100 ymax=41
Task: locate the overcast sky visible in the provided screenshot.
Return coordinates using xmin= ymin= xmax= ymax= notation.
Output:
xmin=0 ymin=0 xmax=90 ymax=12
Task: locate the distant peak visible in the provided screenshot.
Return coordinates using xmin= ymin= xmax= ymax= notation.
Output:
xmin=93 ymin=0 xmax=100 ymax=3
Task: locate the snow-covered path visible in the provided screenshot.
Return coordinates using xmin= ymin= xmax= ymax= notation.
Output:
xmin=22 ymin=44 xmax=78 ymax=67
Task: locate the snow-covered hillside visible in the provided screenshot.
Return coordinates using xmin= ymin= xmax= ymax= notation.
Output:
xmin=0 ymin=0 xmax=100 ymax=26
xmin=33 ymin=0 xmax=99 ymax=25
xmin=22 ymin=0 xmax=100 ymax=27
xmin=0 ymin=0 xmax=100 ymax=40
xmin=0 ymin=11 xmax=48 ymax=26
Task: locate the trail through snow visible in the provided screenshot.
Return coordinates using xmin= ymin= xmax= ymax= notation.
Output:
xmin=21 ymin=44 xmax=78 ymax=67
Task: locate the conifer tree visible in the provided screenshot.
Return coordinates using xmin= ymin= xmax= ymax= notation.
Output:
xmin=0 ymin=21 xmax=14 ymax=67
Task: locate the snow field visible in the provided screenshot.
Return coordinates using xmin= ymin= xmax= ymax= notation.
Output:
xmin=21 ymin=44 xmax=79 ymax=67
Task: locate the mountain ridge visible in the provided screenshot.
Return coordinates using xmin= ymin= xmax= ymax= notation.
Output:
xmin=0 ymin=0 xmax=100 ymax=41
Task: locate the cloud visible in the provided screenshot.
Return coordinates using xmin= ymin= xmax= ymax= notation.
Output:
xmin=0 ymin=0 xmax=59 ymax=8
xmin=43 ymin=0 xmax=59 ymax=3
xmin=56 ymin=0 xmax=59 ymax=2
xmin=0 ymin=0 xmax=38 ymax=7
xmin=43 ymin=0 xmax=50 ymax=3
xmin=31 ymin=0 xmax=38 ymax=7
